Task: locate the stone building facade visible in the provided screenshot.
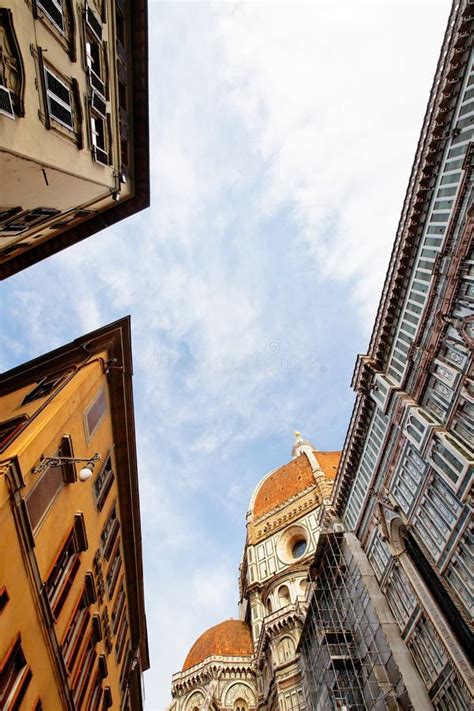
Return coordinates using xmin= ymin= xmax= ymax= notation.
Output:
xmin=169 ymin=435 xmax=339 ymax=711
xmin=169 ymin=436 xmax=440 ymax=711
xmin=330 ymin=1 xmax=473 ymax=708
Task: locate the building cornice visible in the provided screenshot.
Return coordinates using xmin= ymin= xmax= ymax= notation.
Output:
xmin=171 ymin=656 xmax=256 ymax=696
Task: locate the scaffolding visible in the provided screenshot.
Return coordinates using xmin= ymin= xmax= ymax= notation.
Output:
xmin=299 ymin=533 xmax=409 ymax=710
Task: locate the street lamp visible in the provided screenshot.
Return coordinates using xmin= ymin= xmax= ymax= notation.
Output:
xmin=32 ymin=452 xmax=101 ymax=482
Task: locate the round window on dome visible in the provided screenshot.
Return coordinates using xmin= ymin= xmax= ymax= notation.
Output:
xmin=276 ymin=525 xmax=309 ymax=565
xmin=292 ymin=538 xmax=307 ymax=558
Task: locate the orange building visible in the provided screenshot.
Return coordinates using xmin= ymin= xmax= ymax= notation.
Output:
xmin=0 ymin=317 xmax=149 ymax=710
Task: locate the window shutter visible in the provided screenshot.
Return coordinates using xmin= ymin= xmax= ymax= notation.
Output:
xmin=37 ymin=0 xmax=64 ymax=32
xmin=44 ymin=69 xmax=73 ymax=129
xmin=85 ymin=6 xmax=102 ymax=42
xmin=0 ymin=85 xmax=15 ymax=119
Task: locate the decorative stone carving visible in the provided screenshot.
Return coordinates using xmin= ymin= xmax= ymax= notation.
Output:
xmin=224 ymin=682 xmax=256 ymax=706
xmin=185 ymin=690 xmax=205 ymax=710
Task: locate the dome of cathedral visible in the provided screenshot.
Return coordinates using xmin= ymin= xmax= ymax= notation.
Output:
xmin=182 ymin=620 xmax=254 ymax=671
xmin=250 ymin=450 xmax=340 ymax=519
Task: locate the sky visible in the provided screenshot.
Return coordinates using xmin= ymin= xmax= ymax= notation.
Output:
xmin=0 ymin=2 xmax=451 ymax=709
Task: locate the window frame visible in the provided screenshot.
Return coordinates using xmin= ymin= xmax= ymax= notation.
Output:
xmin=45 ymin=514 xmax=88 ymax=618
xmin=44 ymin=65 xmax=74 ymax=130
xmin=0 ymin=636 xmax=32 ymax=711
xmin=84 ymin=387 xmax=107 ymax=441
xmin=93 ymin=455 xmax=115 ymax=512
xmin=37 ymin=0 xmax=65 ymax=34
xmin=0 ymin=415 xmax=28 ymax=453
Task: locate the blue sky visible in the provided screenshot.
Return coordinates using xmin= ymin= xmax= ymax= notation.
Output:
xmin=0 ymin=2 xmax=450 ymax=708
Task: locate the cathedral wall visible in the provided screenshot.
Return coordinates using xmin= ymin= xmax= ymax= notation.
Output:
xmin=246 ymin=506 xmax=320 ymax=586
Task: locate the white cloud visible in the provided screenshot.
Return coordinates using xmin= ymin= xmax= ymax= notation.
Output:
xmin=216 ymin=2 xmax=450 ymax=324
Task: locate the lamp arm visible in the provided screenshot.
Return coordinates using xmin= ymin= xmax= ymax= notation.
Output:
xmin=32 ymin=453 xmax=101 ymax=475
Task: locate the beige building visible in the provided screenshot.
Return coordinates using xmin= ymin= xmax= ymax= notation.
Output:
xmin=0 ymin=0 xmax=148 ymax=278
xmin=0 ymin=317 xmax=149 ymax=709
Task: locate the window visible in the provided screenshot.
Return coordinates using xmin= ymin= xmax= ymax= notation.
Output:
xmin=101 ymin=504 xmax=120 ymax=560
xmin=278 ymin=636 xmax=295 ymax=663
xmin=83 ymin=9 xmax=109 ymax=167
xmin=115 ymin=608 xmax=128 ymax=664
xmin=428 ymin=434 xmax=470 ymax=490
xmin=22 ymin=372 xmax=65 ymax=404
xmin=0 ymin=416 xmax=27 ymax=453
xmin=62 ymin=592 xmax=90 ymax=672
xmin=85 ymin=6 xmax=102 ymax=43
xmin=94 ymin=456 xmax=115 ymax=512
xmin=44 ymin=67 xmax=73 ymax=129
xmin=278 ymin=585 xmax=290 ymax=607
xmin=119 ymin=648 xmax=132 ymax=692
xmin=111 ymin=580 xmax=126 ymax=634
xmin=37 ymin=0 xmax=64 ymax=33
xmin=102 ymin=608 xmax=112 ymax=654
xmin=85 ymin=672 xmax=102 ymax=711
xmin=0 ymin=85 xmax=14 ymax=119
xmin=407 ymin=615 xmax=447 ymax=687
xmin=413 ymin=475 xmax=462 ymax=560
xmin=85 ymin=388 xmax=107 ymax=441
xmin=391 ymin=444 xmax=426 ymax=515
xmin=26 ymin=463 xmax=64 ymax=532
xmin=383 ymin=563 xmax=417 ymax=631
xmin=452 ymin=398 xmax=474 ymax=449
xmin=102 ymin=687 xmax=113 ymax=709
xmin=93 ymin=457 xmax=115 ymax=511
xmin=106 ymin=536 xmax=122 ymax=599
xmin=0 ymin=8 xmax=25 ymax=119
xmin=90 ymin=114 xmax=108 ymax=165
xmin=445 ymin=527 xmax=472 ymax=617
xmin=0 ymin=637 xmax=32 ymax=711
xmin=72 ymin=634 xmax=96 ymax=710
xmin=403 ymin=407 xmax=436 ymax=453
xmin=368 ymin=529 xmax=391 ymax=582
xmin=86 ymin=40 xmax=104 ymax=94
xmin=283 ymin=689 xmax=305 ymax=710
xmin=26 ymin=436 xmax=77 ymax=532
xmin=0 ymin=587 xmax=9 ymax=614
xmin=45 ymin=514 xmax=88 ymax=617
xmin=0 ymin=208 xmax=60 ymax=236
xmin=292 ymin=539 xmax=307 ymax=558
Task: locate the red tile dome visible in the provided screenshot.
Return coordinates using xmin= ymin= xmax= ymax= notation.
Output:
xmin=182 ymin=620 xmax=253 ymax=671
xmin=251 ymin=451 xmax=340 ymax=519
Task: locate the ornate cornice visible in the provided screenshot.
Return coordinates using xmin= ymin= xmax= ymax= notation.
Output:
xmin=171 ymin=656 xmax=256 ymax=695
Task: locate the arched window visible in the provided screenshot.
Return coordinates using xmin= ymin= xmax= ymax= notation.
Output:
xmin=278 ymin=636 xmax=295 ymax=662
xmin=266 ymin=597 xmax=273 ymax=614
xmin=299 ymin=579 xmax=307 ymax=598
xmin=278 ymin=584 xmax=290 ymax=607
